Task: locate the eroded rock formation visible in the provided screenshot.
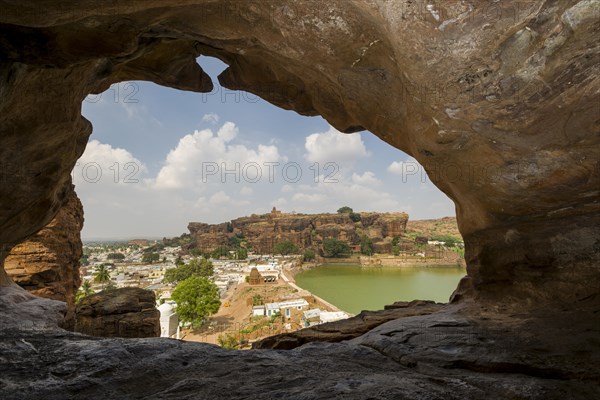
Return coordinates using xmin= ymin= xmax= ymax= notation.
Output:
xmin=0 ymin=0 xmax=598 ymax=301
xmin=4 ymin=188 xmax=83 ymax=327
xmin=0 ymin=1 xmax=599 ymax=398
xmin=74 ymin=288 xmax=160 ymax=338
xmin=189 ymin=209 xmax=408 ymax=254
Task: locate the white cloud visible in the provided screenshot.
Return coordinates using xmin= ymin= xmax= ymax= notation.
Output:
xmin=209 ymin=191 xmax=250 ymax=207
xmin=388 ymin=157 xmax=419 ymax=175
xmin=292 ymin=193 xmax=326 ymax=203
xmin=202 ymin=112 xmax=220 ymax=125
xmin=240 ymin=187 xmax=254 ymax=196
xmin=217 ymin=122 xmax=238 ymax=142
xmin=281 ymin=184 xmax=294 ymax=193
xmin=73 ymin=140 xmax=148 ymax=187
xmin=153 ymin=122 xmax=282 ymax=189
xmin=304 ymin=126 xmax=369 ymax=165
xmin=351 ymin=171 xmax=381 ymax=186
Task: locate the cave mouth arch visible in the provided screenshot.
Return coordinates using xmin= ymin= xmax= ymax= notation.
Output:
xmin=1 ymin=2 xmax=599 ymax=397
xmin=71 ymin=53 xmax=465 ymax=325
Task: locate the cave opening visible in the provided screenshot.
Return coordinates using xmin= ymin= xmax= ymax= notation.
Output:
xmin=69 ymin=54 xmax=466 ymax=342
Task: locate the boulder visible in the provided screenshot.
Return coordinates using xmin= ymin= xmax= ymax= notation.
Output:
xmin=74 ymin=288 xmax=160 ymax=338
xmin=4 ymin=188 xmax=83 ymax=328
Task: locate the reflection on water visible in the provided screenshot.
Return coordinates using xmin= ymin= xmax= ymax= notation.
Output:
xmin=295 ymin=264 xmax=466 ymax=315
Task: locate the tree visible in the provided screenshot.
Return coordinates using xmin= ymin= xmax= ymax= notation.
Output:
xmin=349 ymin=212 xmax=361 ymax=222
xmin=322 ymin=238 xmax=351 ymax=258
xmin=142 ymin=252 xmax=160 ymax=264
xmin=360 ymin=235 xmax=374 ymax=255
xmin=211 ymin=246 xmax=230 ymax=259
xmin=107 ymin=252 xmax=125 ymax=260
xmin=273 ymin=240 xmax=298 ymax=256
xmin=236 ymin=247 xmax=248 ymax=260
xmin=175 ymin=255 xmax=184 ymax=266
xmin=303 ymin=249 xmax=316 ymax=262
xmin=75 ymin=279 xmax=95 ymax=303
xmin=337 ymin=206 xmax=353 ymax=214
xmin=163 ymin=257 xmax=214 ymax=284
xmin=93 ymin=264 xmax=111 ymax=290
xmin=391 ymin=236 xmax=400 ymax=247
xmin=172 ymin=276 xmax=221 ymax=327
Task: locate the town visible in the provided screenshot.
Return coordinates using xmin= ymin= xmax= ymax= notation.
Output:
xmin=79 ymin=237 xmax=352 ymax=348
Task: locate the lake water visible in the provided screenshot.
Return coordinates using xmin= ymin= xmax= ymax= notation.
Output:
xmin=295 ymin=264 xmax=466 ymax=314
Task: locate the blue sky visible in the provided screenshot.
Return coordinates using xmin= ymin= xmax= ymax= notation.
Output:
xmin=76 ymin=56 xmax=454 ymax=239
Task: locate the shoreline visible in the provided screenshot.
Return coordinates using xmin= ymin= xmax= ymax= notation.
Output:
xmin=281 ymin=261 xmax=345 ymax=314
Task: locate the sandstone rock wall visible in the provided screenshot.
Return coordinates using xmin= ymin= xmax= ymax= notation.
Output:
xmin=5 ymin=188 xmax=83 ymax=327
xmin=188 ymin=211 xmax=409 ymax=254
xmin=0 ymin=0 xmax=597 ymax=304
xmin=74 ymin=287 xmax=160 ymax=338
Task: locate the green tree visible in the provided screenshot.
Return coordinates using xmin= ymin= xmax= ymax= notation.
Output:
xmin=172 ymin=276 xmax=221 ymax=327
xmin=163 ymin=257 xmax=214 ymax=284
xmin=211 ymin=246 xmax=230 ymax=259
xmin=303 ymin=249 xmax=316 ymax=262
xmin=360 ymin=235 xmax=374 ymax=255
xmin=391 ymin=236 xmax=400 ymax=247
xmin=392 ymin=245 xmax=400 ymax=256
xmin=236 ymin=247 xmax=248 ymax=260
xmin=142 ymin=252 xmax=160 ymax=264
xmin=322 ymin=238 xmax=351 ymax=258
xmin=337 ymin=206 xmax=353 ymax=214
xmin=273 ymin=240 xmax=298 ymax=255
xmin=175 ymin=255 xmax=184 ymax=266
xmin=75 ymin=279 xmax=95 ymax=303
xmin=349 ymin=212 xmax=361 ymax=222
xmin=107 ymin=252 xmax=125 ymax=260
xmin=93 ymin=264 xmax=111 ymax=290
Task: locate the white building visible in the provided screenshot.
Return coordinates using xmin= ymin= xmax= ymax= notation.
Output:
xmin=158 ymin=301 xmax=179 ymax=338
xmin=319 ymin=311 xmax=350 ymax=324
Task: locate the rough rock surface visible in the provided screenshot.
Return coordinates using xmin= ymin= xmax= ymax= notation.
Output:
xmin=1 ymin=294 xmax=599 ymax=399
xmin=0 ymin=0 xmax=598 ymax=299
xmin=74 ymin=288 xmax=160 ymax=338
xmin=189 ymin=210 xmax=408 ymax=254
xmin=5 ymin=188 xmax=83 ymax=327
xmin=0 ymin=1 xmax=599 ymax=398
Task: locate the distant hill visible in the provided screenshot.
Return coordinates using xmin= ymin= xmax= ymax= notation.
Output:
xmin=188 ymin=208 xmax=409 ymax=255
xmin=405 ymin=217 xmax=462 ymax=242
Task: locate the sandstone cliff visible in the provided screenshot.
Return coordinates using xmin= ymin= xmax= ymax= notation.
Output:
xmin=74 ymin=287 xmax=160 ymax=338
xmin=5 ymin=188 xmax=83 ymax=327
xmin=188 ymin=209 xmax=408 ymax=254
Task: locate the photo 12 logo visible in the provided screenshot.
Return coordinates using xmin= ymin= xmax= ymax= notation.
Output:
xmin=198 ymin=162 xmax=340 ymax=184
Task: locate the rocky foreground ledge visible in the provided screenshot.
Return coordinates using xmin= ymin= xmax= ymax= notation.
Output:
xmin=1 ymin=286 xmax=598 ymax=400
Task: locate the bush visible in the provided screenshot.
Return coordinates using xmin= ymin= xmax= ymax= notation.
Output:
xmin=303 ymin=249 xmax=316 ymax=262
xmin=337 ymin=206 xmax=353 ymax=214
xmin=217 ymin=333 xmax=239 ymax=349
xmin=273 ymin=240 xmax=298 ymax=255
xmin=349 ymin=212 xmax=361 ymax=222
xmin=107 ymin=252 xmax=125 ymax=260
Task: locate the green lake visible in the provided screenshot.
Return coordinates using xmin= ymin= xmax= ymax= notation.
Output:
xmin=295 ymin=264 xmax=466 ymax=315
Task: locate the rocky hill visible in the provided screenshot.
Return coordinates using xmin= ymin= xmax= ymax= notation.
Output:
xmin=188 ymin=208 xmax=409 ymax=254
